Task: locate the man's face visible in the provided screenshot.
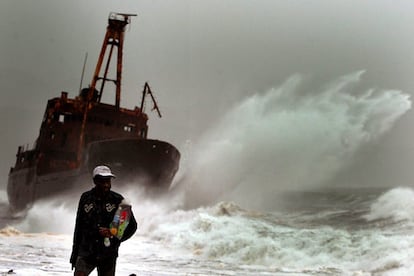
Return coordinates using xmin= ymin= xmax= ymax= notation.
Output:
xmin=94 ymin=176 xmax=112 ymax=194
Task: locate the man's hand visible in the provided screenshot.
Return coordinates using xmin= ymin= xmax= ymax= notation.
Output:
xmin=99 ymin=227 xmax=112 ymax=238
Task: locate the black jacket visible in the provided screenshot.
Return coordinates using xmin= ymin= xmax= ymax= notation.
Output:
xmin=70 ymin=187 xmax=137 ymax=265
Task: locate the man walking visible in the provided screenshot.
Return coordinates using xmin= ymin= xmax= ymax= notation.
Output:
xmin=70 ymin=165 xmax=137 ymax=276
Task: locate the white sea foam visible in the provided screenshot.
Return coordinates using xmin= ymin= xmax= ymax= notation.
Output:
xmin=363 ymin=187 xmax=414 ymax=222
xmin=2 ymin=194 xmax=414 ymax=275
xmin=127 ymin=200 xmax=414 ymax=275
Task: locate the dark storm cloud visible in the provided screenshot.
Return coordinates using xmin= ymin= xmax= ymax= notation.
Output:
xmin=1 ymin=0 xmax=414 ymax=191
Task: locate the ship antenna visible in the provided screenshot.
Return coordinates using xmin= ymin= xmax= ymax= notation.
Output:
xmin=78 ymin=52 xmax=88 ymax=94
xmin=140 ymin=82 xmax=162 ymax=118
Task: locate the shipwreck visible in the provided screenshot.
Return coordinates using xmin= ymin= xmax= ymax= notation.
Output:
xmin=7 ymin=13 xmax=180 ymax=211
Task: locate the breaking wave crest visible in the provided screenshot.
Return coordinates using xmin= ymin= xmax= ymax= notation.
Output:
xmin=363 ymin=187 xmax=414 ymax=223
xmin=139 ymin=200 xmax=414 ymax=273
xmin=182 ymin=71 xmax=411 ymax=209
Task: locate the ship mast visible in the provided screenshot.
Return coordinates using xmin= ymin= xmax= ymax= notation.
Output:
xmin=77 ymin=12 xmax=136 ymax=165
xmin=89 ymin=12 xmax=137 ymax=107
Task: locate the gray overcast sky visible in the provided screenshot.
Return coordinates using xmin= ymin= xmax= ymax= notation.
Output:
xmin=1 ymin=0 xmax=414 ymax=194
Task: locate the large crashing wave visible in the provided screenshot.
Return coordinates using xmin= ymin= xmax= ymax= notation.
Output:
xmin=364 ymin=187 xmax=414 ymax=222
xmin=182 ymin=71 xmax=411 ymax=209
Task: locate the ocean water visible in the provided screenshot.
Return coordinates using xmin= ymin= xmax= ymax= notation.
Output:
xmin=1 ymin=72 xmax=413 ymax=275
xmin=1 ymin=187 xmax=414 ymax=275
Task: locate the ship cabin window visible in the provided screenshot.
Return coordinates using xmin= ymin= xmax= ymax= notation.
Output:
xmin=59 ymin=114 xmax=65 ymax=123
xmin=123 ymin=125 xmax=133 ymax=132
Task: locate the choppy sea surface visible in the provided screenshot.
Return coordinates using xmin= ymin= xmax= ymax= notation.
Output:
xmin=1 ymin=186 xmax=414 ymax=276
xmin=1 ymin=71 xmax=412 ymax=275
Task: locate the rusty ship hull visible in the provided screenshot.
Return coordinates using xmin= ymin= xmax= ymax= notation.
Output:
xmin=8 ymin=137 xmax=179 ymax=211
xmin=7 ymin=13 xmax=180 ymax=212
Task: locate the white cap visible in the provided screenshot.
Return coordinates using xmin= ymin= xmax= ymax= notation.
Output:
xmin=93 ymin=165 xmax=116 ymax=178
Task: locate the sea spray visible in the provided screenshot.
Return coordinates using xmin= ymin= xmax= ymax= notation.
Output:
xmin=0 ymin=190 xmax=7 ymax=202
xmin=363 ymin=187 xmax=414 ymax=223
xmin=182 ymin=72 xmax=411 ymax=209
xmin=12 ymin=199 xmax=75 ymax=234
